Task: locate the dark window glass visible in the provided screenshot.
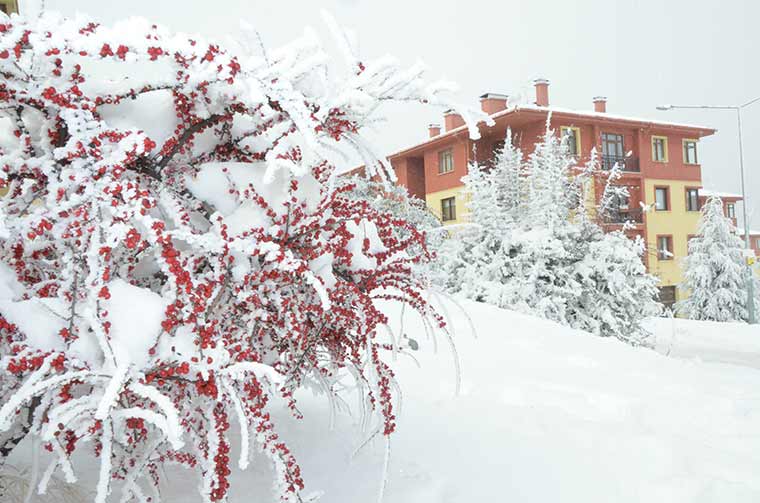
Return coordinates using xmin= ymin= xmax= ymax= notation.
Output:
xmin=727 ymin=204 xmax=736 ymax=219
xmin=438 ymin=150 xmax=454 ymax=174
xmin=658 ymin=286 xmax=677 ymax=309
xmin=684 ymin=140 xmax=698 ymax=164
xmin=653 ymin=137 xmax=667 ymax=161
xmin=562 ymin=128 xmax=579 ymax=156
xmin=657 ymin=236 xmax=673 ymax=260
xmin=655 ymin=187 xmax=669 ymax=211
xmin=441 ymin=197 xmax=456 ymax=221
xmin=601 ymin=133 xmax=624 ymax=158
xmin=686 ymin=189 xmax=699 ymax=211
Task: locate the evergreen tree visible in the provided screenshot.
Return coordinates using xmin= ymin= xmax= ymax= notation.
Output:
xmin=434 ymin=126 xmax=661 ymax=343
xmin=677 ymin=196 xmax=759 ymax=322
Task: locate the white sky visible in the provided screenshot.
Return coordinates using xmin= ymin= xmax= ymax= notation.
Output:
xmin=34 ymin=0 xmax=760 ymax=229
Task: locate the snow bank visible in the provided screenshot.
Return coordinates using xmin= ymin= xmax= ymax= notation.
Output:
xmin=648 ymin=316 xmax=760 ymax=369
xmin=156 ymin=299 xmax=760 ymax=502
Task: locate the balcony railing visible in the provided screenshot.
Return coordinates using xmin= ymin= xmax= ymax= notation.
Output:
xmin=602 ymin=208 xmax=644 ymax=224
xmin=601 ymin=155 xmax=639 ymax=172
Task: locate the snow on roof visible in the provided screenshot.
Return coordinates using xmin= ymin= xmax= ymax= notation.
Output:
xmin=390 ymin=103 xmax=715 ymax=158
xmin=700 ymin=189 xmax=744 ymax=199
xmin=512 ymin=104 xmax=714 ymax=131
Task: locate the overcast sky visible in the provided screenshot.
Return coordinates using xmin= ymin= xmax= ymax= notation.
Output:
xmin=36 ymin=0 xmax=760 ymax=229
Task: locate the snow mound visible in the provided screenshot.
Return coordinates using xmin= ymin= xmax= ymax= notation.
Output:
xmin=148 ymin=298 xmax=760 ymax=502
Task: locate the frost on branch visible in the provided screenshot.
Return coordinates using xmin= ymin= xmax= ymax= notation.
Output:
xmin=434 ymin=126 xmax=661 ymax=344
xmin=0 ymin=10 xmax=481 ymax=502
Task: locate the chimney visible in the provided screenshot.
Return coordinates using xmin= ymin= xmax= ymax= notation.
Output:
xmin=428 ymin=123 xmax=441 ymax=138
xmin=443 ymin=110 xmax=465 ymax=132
xmin=533 ymin=78 xmax=550 ymax=107
xmin=593 ymin=96 xmax=607 ymax=113
xmin=479 ymin=93 xmax=509 ymax=115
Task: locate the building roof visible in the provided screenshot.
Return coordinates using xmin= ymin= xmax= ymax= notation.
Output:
xmin=389 ymin=103 xmax=716 ymax=160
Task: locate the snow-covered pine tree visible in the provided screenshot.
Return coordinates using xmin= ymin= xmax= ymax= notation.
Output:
xmin=435 ymin=130 xmax=523 ymax=298
xmin=676 ymin=196 xmax=758 ymax=322
xmin=0 ymin=10 xmax=485 ymax=503
xmin=434 ymin=124 xmax=661 ymax=343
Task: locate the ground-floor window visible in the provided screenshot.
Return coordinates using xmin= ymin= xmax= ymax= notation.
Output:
xmin=441 ymin=197 xmax=456 ymax=222
xmin=658 ymin=286 xmax=677 ymax=310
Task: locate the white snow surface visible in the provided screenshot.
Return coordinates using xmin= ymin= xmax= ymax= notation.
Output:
xmin=12 ymin=298 xmax=760 ymax=502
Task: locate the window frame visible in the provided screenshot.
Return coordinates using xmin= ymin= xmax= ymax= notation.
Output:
xmin=560 ymin=126 xmax=581 ymax=157
xmin=440 ymin=196 xmax=456 ymax=222
xmin=657 ymin=234 xmax=674 ymax=261
xmin=683 ymin=139 xmax=699 ymax=165
xmin=654 ymin=186 xmax=670 ymax=211
xmin=652 ymin=135 xmax=669 ymax=163
xmin=658 ymin=285 xmax=677 ymax=309
xmin=727 ymin=203 xmax=736 ymax=219
xmin=685 ymin=188 xmax=700 ymax=212
xmin=438 ymin=149 xmax=454 ymax=175
xmin=0 ymin=1 xmax=18 ymax=14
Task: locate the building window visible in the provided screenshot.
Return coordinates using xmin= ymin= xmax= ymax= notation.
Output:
xmin=685 ymin=188 xmax=700 ymax=212
xmin=652 ymin=136 xmax=668 ymax=162
xmin=441 ymin=197 xmax=456 ymax=222
xmin=561 ymin=126 xmax=581 ymax=156
xmin=438 ymin=149 xmax=454 ymax=174
xmin=658 ymin=286 xmax=677 ymax=310
xmin=756 ymin=237 xmax=760 ymax=249
xmin=0 ymin=1 xmax=18 ymax=14
xmin=601 ymin=132 xmax=624 ymax=169
xmin=655 ymin=187 xmax=669 ymax=211
xmin=727 ymin=203 xmax=736 ymax=219
xmin=657 ymin=235 xmax=673 ymax=260
xmin=683 ymin=139 xmax=698 ymax=164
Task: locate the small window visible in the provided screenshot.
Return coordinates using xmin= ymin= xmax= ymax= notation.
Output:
xmin=683 ymin=139 xmax=698 ymax=164
xmin=727 ymin=203 xmax=736 ymax=219
xmin=441 ymin=197 xmax=456 ymax=222
xmin=0 ymin=1 xmax=17 ymax=14
xmin=755 ymin=237 xmax=760 ymax=249
xmin=655 ymin=187 xmax=669 ymax=211
xmin=561 ymin=127 xmax=580 ymax=156
xmin=657 ymin=235 xmax=673 ymax=260
xmin=652 ymin=136 xmax=668 ymax=162
xmin=438 ymin=149 xmax=454 ymax=174
xmin=685 ymin=189 xmax=700 ymax=212
xmin=658 ymin=286 xmax=677 ymax=309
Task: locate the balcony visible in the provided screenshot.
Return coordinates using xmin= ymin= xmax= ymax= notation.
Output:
xmin=601 ymin=155 xmax=639 ymax=172
xmin=602 ymin=208 xmax=644 ymax=225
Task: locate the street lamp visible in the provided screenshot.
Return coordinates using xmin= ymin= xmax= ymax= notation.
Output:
xmin=657 ymin=97 xmax=760 ymax=324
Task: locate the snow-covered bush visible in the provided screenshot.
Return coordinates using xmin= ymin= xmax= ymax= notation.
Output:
xmin=0 ymin=10 xmax=484 ymax=503
xmin=337 ymin=175 xmax=444 ymax=278
xmin=676 ymin=196 xmax=760 ymax=322
xmin=435 ymin=127 xmax=661 ymax=344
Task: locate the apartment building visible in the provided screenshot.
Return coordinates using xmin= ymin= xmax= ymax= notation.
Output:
xmin=386 ymin=79 xmax=734 ymax=307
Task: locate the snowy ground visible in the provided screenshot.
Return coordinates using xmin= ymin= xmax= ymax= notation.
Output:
xmin=8 ymin=299 xmax=760 ymax=502
xmin=648 ymin=316 xmax=760 ymax=369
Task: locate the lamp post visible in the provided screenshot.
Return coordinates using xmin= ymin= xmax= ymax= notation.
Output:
xmin=657 ymin=97 xmax=759 ymax=324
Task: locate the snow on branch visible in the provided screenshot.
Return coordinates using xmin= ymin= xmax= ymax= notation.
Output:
xmin=0 ymin=9 xmax=468 ymax=502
